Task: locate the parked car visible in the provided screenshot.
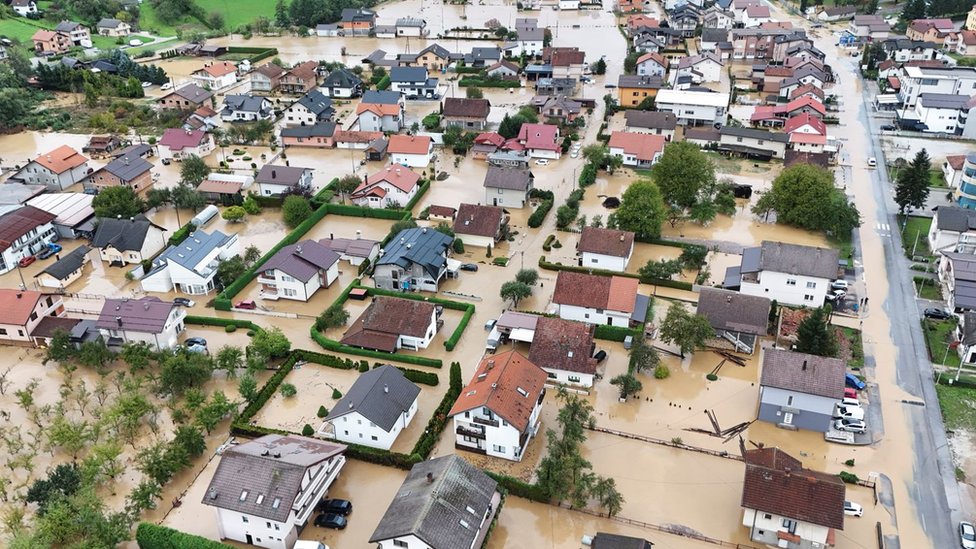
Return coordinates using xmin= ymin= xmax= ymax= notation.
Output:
xmin=880 ymin=124 xmax=896 ymax=131
xmin=833 ymin=405 xmax=865 ymax=420
xmin=844 ymin=501 xmax=863 ymax=517
xmin=37 ymin=243 xmax=62 ymax=260
xmin=485 ymin=319 xmax=497 ymax=331
xmin=18 ymin=255 xmax=36 ymax=268
xmin=235 ymin=300 xmax=257 ymax=309
xmin=924 ymin=308 xmax=952 ymax=320
xmin=841 ymin=397 xmax=861 ymax=407
xmin=314 ymin=513 xmax=347 ymax=530
xmin=535 ymin=159 xmax=550 ymax=166
xmin=831 ymin=279 xmax=849 ymax=290
xmin=160 ymin=82 xmax=173 ymax=90
xmin=161 ymin=158 xmax=171 ymax=166
xmin=186 ymin=343 xmax=207 ymax=354
xmin=318 ymin=499 xmax=353 ymax=516
xmin=173 ymin=297 xmax=195 ymax=307
xmin=141 ymin=81 xmax=152 ymax=88
xmin=604 ymin=83 xmax=617 ymax=88
xmin=845 ymin=373 xmax=866 ymax=390
xmin=961 ymin=521 xmax=976 ymax=549
xmin=825 ymin=289 xmax=847 ymax=302
xmin=460 ymin=263 xmax=479 ymax=272
xmin=833 ymin=418 xmax=867 ymax=433
xmin=185 ymin=337 xmax=207 ymax=347
xmin=844 ymin=387 xmax=858 ymax=399
xmin=593 ymin=350 xmax=608 ymax=363
xmin=571 ymin=151 xmax=580 ymax=158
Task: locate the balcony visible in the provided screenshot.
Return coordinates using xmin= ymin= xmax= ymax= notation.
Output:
xmin=456 ymin=425 xmax=485 ymax=439
xmin=472 ymin=416 xmax=499 ymax=427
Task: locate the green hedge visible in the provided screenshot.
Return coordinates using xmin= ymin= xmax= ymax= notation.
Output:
xmin=538 ymin=256 xmax=694 ymax=291
xmin=184 ymin=315 xmax=263 ymax=334
xmin=445 ymin=305 xmax=474 ymax=351
xmin=326 ymin=203 xmax=409 ymax=219
xmin=136 ymin=522 xmax=236 ymax=549
xmin=252 ymin=194 xmax=283 ymax=208
xmin=391 ymin=366 xmax=439 ymax=386
xmin=296 ymin=349 xmax=440 ymax=385
xmin=231 ymin=353 xmax=299 ymax=437
xmin=527 ymin=199 xmax=553 ymax=228
xmin=411 ymin=362 xmax=462 ymax=458
xmin=402 ymin=179 xmax=431 ymax=212
xmin=226 ymin=46 xmax=278 ymax=63
xmin=458 ymin=78 xmax=517 ymax=88
xmin=632 ymin=235 xmax=690 ymax=248
xmin=168 ymin=222 xmax=197 ymax=246
xmin=362 ymin=285 xmax=475 ymax=352
xmin=310 ymin=327 xmax=444 ymax=367
xmin=485 ymin=472 xmax=550 ymax=503
xmin=594 ymin=324 xmax=640 ymax=341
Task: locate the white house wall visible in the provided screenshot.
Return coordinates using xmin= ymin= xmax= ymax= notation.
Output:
xmin=390 ymin=152 xmax=432 ymax=167
xmin=485 ymin=186 xmax=528 ymax=208
xmin=544 ymin=367 xmax=594 ymax=388
xmin=328 ymin=399 xmax=417 ymax=450
xmin=580 ymin=251 xmax=629 ymax=272
xmin=556 ymin=303 xmax=630 ymax=326
xmin=739 ymin=270 xmax=830 ymax=307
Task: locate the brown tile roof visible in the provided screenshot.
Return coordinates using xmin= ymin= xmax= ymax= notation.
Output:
xmin=33 ymin=145 xmax=87 ymax=174
xmin=198 ymin=61 xmax=237 ymax=77
xmin=442 ymin=97 xmax=491 ymax=119
xmin=341 ymin=296 xmax=435 ymax=352
xmin=32 ymin=316 xmax=80 ymax=339
xmin=760 ymin=349 xmax=846 ymax=398
xmin=197 ymin=179 xmax=244 ymax=195
xmin=0 ymin=206 xmax=57 ymax=251
xmin=427 ymin=205 xmax=456 ymax=218
xmin=362 ymin=163 xmax=420 ymax=193
xmin=552 ymin=271 xmax=637 ymax=313
xmin=284 ymin=60 xmax=318 ymax=83
xmin=357 ymin=102 xmax=401 ymax=116
xmin=742 ymin=447 xmax=845 ymax=530
xmin=528 ymin=317 xmax=596 ymax=375
xmin=551 ymin=49 xmax=585 ymax=67
xmin=947 ymin=154 xmax=967 ymax=171
xmin=449 ymin=350 xmax=547 ymax=432
xmin=454 ymin=203 xmax=504 ymax=238
xmin=608 ymin=131 xmax=666 ymax=162
xmin=254 ymin=62 xmax=285 ymax=79
xmin=695 ymin=287 xmax=770 ymax=335
xmin=388 ymin=135 xmax=432 ymax=155
xmin=578 ymin=227 xmax=635 ymax=258
xmin=0 ymin=289 xmax=45 ymax=326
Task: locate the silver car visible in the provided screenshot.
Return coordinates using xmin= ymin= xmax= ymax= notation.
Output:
xmin=834 ymin=418 xmax=866 ymax=434
xmin=962 ymin=521 xmax=976 ymax=549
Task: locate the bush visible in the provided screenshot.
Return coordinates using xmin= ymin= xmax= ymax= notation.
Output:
xmin=528 ymin=199 xmax=554 ymax=228
xmin=317 ymin=405 xmax=328 ymax=418
xmin=411 ymin=362 xmax=463 ymax=459
xmin=706 ymin=373 xmax=718 ymax=381
xmin=136 ymin=522 xmax=235 ymax=549
xmin=310 ymin=328 xmax=444 ymax=367
xmin=397 ymin=367 xmax=439 ymax=386
xmin=453 ymin=238 xmax=465 ymax=254
xmin=224 ymin=324 xmax=236 ymax=333
xmin=485 ymin=472 xmax=550 ymax=503
xmin=185 ymin=316 xmax=262 ymax=334
xmin=654 ymin=365 xmax=671 ymax=379
xmin=542 ymin=234 xmax=556 ymax=251
xmin=844 ymin=459 xmax=855 ymax=466
xmin=302 ymin=424 xmax=314 ymax=436
xmin=331 ymin=388 xmax=342 ymax=399
xmin=280 ymin=383 xmax=297 ymax=397
xmin=283 ymin=195 xmax=313 ymax=228
xmin=537 ymin=257 xmax=693 ymax=291
xmin=839 ymin=471 xmax=860 ymax=484
xmin=594 ymin=324 xmax=638 ymax=341
xmin=168 ymin=222 xmax=197 ymax=246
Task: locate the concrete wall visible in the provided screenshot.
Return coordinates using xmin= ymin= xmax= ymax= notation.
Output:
xmin=580 ymin=251 xmax=629 ymax=272
xmin=758 ymin=385 xmax=836 ymax=433
xmin=740 ymin=270 xmax=830 ymax=307
xmin=557 ymin=303 xmax=630 ymax=326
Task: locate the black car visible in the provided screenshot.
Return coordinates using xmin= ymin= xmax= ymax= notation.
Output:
xmin=593 ymin=350 xmax=608 ymax=363
xmin=880 ymin=124 xmax=896 ymax=131
xmin=460 ymin=263 xmax=479 ymax=272
xmin=318 ymin=498 xmax=352 ymax=515
xmin=173 ymin=297 xmax=195 ymax=307
xmin=185 ymin=336 xmax=208 ymax=347
xmin=923 ymin=308 xmax=952 ymax=320
xmin=314 ymin=513 xmax=347 ymax=529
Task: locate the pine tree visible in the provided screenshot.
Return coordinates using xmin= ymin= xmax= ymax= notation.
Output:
xmin=894 ymin=149 xmax=931 ymax=214
xmin=795 ymin=306 xmax=839 ymax=357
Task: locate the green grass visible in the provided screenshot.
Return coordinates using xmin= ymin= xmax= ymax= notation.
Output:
xmin=0 ymin=17 xmax=52 ymax=43
xmin=136 ymin=3 xmax=185 ymax=37
xmin=197 ymin=0 xmax=276 ymax=30
xmin=838 ymin=326 xmax=864 ymax=370
xmin=935 ymin=383 xmax=976 ymax=430
xmin=915 ymin=276 xmax=944 ymax=300
xmin=900 ymin=215 xmax=934 ymax=260
xmin=829 ymin=231 xmax=854 ymax=262
xmin=930 ymin=169 xmax=947 ymax=188
xmin=923 ymin=318 xmax=961 ymax=368
xmin=125 ymin=38 xmax=177 ymax=57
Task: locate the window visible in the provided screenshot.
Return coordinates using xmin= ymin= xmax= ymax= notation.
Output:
xmin=764 ymin=513 xmax=772 ymax=520
xmin=29 ymin=312 xmax=37 ymax=321
xmin=492 ymin=444 xmax=506 ymax=453
xmin=803 ymin=294 xmax=814 ymax=301
xmin=782 ymin=518 xmax=797 ymax=533
xmin=274 ymin=524 xmax=280 ymax=531
xmin=463 ymin=435 xmax=479 ymax=443
xmin=806 ymin=281 xmax=816 ymax=289
xmin=242 ymin=516 xmax=249 ymax=523
xmin=786 ymin=395 xmax=793 ymax=406
xmin=786 ymin=278 xmax=797 ymax=286
xmin=568 ymin=375 xmax=581 ymax=383
xmin=394 ymin=541 xmax=409 ymax=548
xmin=239 ymin=490 xmax=248 ymax=502
xmin=266 ymin=522 xmax=271 ymax=528
xmin=0 ymin=329 xmax=6 ymax=335
xmin=371 ymin=435 xmax=378 ymax=441
xmin=591 ymin=258 xmax=598 ymax=263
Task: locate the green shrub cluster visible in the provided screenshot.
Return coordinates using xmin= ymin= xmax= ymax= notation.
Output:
xmin=396 ymin=367 xmax=439 ymax=386
xmin=232 ymin=354 xmax=299 ymax=433
xmin=136 ymin=522 xmax=235 ymax=549
xmin=445 ymin=306 xmax=473 ymax=351
xmin=485 ymin=472 xmax=550 ymax=503
xmin=528 ymin=199 xmax=554 ymax=228
xmin=325 ymin=203 xmax=409 ymax=219
xmin=184 ymin=316 xmax=263 ymax=334
xmin=458 ymin=78 xmax=516 ymax=88
xmin=537 ymin=256 xmax=693 ymax=291
xmin=310 ymin=327 xmax=444 ymax=367
xmin=410 ymin=362 xmax=463 ymax=459
xmin=168 ymin=222 xmax=197 ymax=246
xmin=593 ymin=324 xmax=640 ymax=341
xmin=226 ymin=46 xmax=278 ymax=63
xmin=542 ymin=234 xmax=556 ymax=252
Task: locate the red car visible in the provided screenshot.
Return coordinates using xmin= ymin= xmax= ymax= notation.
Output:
xmin=18 ymin=255 xmax=36 ymax=268
xmin=235 ymin=299 xmax=257 ymax=310
xmin=844 ymin=387 xmax=857 ymax=400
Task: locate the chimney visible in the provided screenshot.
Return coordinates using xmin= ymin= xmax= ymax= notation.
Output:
xmin=422 ymin=227 xmax=427 ymax=233
xmin=271 ymin=169 xmax=277 ymax=179
xmin=273 ymin=452 xmax=281 ymax=458
xmin=296 ymin=245 xmax=302 ymax=254
xmin=619 ymin=234 xmax=625 ymax=242
xmin=15 ymin=293 xmax=21 ymax=299
xmin=426 ymin=472 xmax=434 ymax=484
xmin=384 ymin=384 xmax=389 ymax=393
xmin=802 ymin=360 xmax=807 ymax=371
xmin=727 ymin=295 xmax=732 ymax=303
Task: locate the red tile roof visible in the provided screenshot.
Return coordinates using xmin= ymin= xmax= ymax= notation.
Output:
xmin=0 ymin=206 xmax=57 ymax=251
xmin=637 ymin=52 xmax=667 ymax=68
xmin=449 ymin=350 xmax=547 ymax=431
xmin=789 ymin=84 xmax=824 ymax=100
xmin=33 ymin=145 xmax=87 ymax=174
xmin=0 ymin=289 xmax=45 ymax=326
xmin=783 ymin=96 xmax=825 ymax=115
xmin=551 ymin=49 xmax=585 ymax=67
xmin=454 ymin=203 xmax=505 ymax=238
xmin=474 ymin=132 xmax=505 ymax=147
xmin=552 ymin=271 xmax=638 ymax=313
xmin=359 ymin=164 xmax=420 ymax=194
xmin=341 ymin=296 xmax=435 ymax=352
xmin=528 ymin=316 xmax=596 ymax=375
xmin=784 ymin=113 xmax=826 ymax=135
xmin=947 ymin=154 xmax=967 ymax=171
xmin=197 ymin=61 xmax=237 ymax=77
xmin=608 ymin=131 xmax=666 ymax=162
xmin=578 ymin=227 xmax=635 ymax=258
xmin=742 ymin=447 xmax=846 ymax=530
xmin=517 ymin=123 xmax=560 ymax=151
xmin=388 ymin=135 xmax=432 ymax=155
xmin=159 ymin=128 xmax=210 ymax=151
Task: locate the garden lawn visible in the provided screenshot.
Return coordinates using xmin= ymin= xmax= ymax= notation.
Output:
xmin=915 ymin=277 xmax=943 ymax=300
xmin=0 ymin=17 xmax=52 ymax=43
xmin=935 ymin=383 xmax=976 ymax=430
xmin=930 ymin=169 xmax=947 ymax=188
xmin=136 ymin=2 xmax=187 ymax=37
xmin=923 ymin=318 xmax=960 ymax=368
xmin=197 ymin=0 xmax=277 ymax=30
xmin=900 ymin=215 xmax=933 ymax=259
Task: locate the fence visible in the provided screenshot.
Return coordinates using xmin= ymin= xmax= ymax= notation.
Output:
xmin=587 ymin=425 xmax=744 ymax=461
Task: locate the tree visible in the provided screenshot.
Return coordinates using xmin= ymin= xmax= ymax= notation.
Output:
xmin=216 ymin=256 xmax=247 ymax=289
xmin=92 ymin=186 xmax=145 ymax=219
xmin=170 ymin=181 xmax=206 ymax=216
xmin=421 ymin=112 xmax=441 ymax=130
xmin=250 ymin=327 xmax=291 ymax=359
xmin=652 ymin=142 xmax=716 ymax=209
xmin=466 ymin=87 xmax=484 ymax=99
xmin=335 ymin=174 xmax=361 ymax=202
xmin=592 ymin=477 xmax=624 ymax=517
xmin=127 ymin=479 xmax=162 ymax=513
xmin=866 ymin=0 xmax=879 ymax=14
xmin=275 ymin=0 xmax=290 ymax=26
xmin=895 ymin=149 xmax=931 ymax=214
xmin=795 ymin=306 xmax=839 ymax=357
xmin=679 ymin=244 xmax=709 ymax=270
xmin=282 ymin=195 xmax=313 ymax=228
xmin=179 ymin=155 xmax=211 ymax=187
xmin=26 ymin=463 xmax=81 ymax=515
xmin=658 ymin=303 xmax=714 ymax=358
xmin=159 ymin=352 xmax=213 ymax=395
xmin=28 ymin=487 xmax=129 ymax=548
xmin=238 ymin=372 xmax=259 ymax=401
xmin=222 ymin=206 xmax=247 ymax=222
xmin=753 ymin=164 xmax=861 ymax=237
xmin=43 ymin=330 xmax=74 ymax=365
xmin=136 ymin=442 xmax=180 ymax=486
xmin=594 ymin=58 xmax=607 ymax=75
xmin=623 ymin=51 xmax=640 ymax=73
xmin=207 ymin=10 xmax=224 ymax=29
xmin=901 ymin=0 xmax=926 ymax=21
xmin=500 ymin=280 xmax=532 ymax=308
xmin=638 ymin=259 xmax=682 ymax=282
xmin=536 ymin=392 xmax=596 ymax=505
xmin=47 ymin=415 xmax=91 ymax=460
xmin=172 ymin=425 xmax=206 ymax=458
xmin=243 ymin=244 xmax=261 ymax=266
xmin=610 ymin=374 xmax=642 ymax=399
xmin=120 ymin=342 xmax=154 ymax=372
xmin=215 ymin=345 xmax=244 ymax=373
xmin=628 ymin=338 xmax=660 ymax=374
xmin=515 ymin=268 xmax=539 ymax=286
xmin=195 ymin=391 xmax=235 ymax=434
xmin=77 ymin=339 xmax=112 ymax=372
xmin=242 ymin=194 xmax=261 ymax=214
xmin=316 ymin=304 xmax=350 ymax=331
xmin=615 ymin=179 xmax=666 ymax=239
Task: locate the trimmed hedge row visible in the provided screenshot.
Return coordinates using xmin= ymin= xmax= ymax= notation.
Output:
xmin=326 ymin=203 xmax=410 ymax=219
xmin=538 ymin=256 xmax=694 ymax=291
xmin=485 ymin=472 xmax=550 ymax=503
xmin=232 ymin=354 xmax=299 ymax=430
xmin=389 ymin=365 xmax=439 ymax=386
xmin=351 ymin=283 xmax=475 ymax=352
xmin=252 ymin=194 xmax=283 ymax=208
xmin=445 ymin=306 xmax=473 ymax=351
xmin=594 ymin=324 xmax=641 ymax=342
xmin=527 ymin=199 xmax=554 ymax=228
xmin=168 ymin=222 xmax=197 ymax=246
xmin=295 ymin=349 xmax=440 ymax=385
xmin=184 ymin=315 xmax=264 ymax=334
xmin=136 ymin=522 xmax=235 ymax=549
xmin=411 ymin=362 xmax=462 ymax=458
xmin=215 ymin=200 xmax=330 ymax=310
xmin=402 ymin=179 xmax=431 ymax=212
xmin=458 ymin=78 xmax=517 ymax=88
xmin=310 ymin=327 xmax=444 ymax=367
xmin=633 ymin=235 xmax=691 ymax=248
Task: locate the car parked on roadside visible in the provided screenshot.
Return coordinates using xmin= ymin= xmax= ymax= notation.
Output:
xmin=314 ymin=513 xmax=347 ymax=530
xmin=37 ymin=244 xmax=62 ymax=259
xmin=18 ymin=255 xmax=36 ymax=268
xmin=880 ymin=124 xmax=896 ymax=131
xmin=185 ymin=337 xmax=207 ymax=347
xmin=825 ymin=289 xmax=847 ymax=302
xmin=235 ymin=299 xmax=257 ymax=310
xmin=845 ymin=387 xmax=858 ymax=399
xmin=844 ymin=501 xmax=863 ymax=517
xmin=961 ymin=521 xmax=976 ymax=549
xmin=841 ymin=397 xmax=861 ymax=407
xmin=924 ymin=308 xmax=952 ymax=320
xmin=834 ymin=417 xmax=866 ymax=433
xmin=535 ymin=159 xmax=550 ymax=166
xmin=831 ymin=279 xmax=849 ymax=290
xmin=867 ymin=157 xmax=877 ymax=167
xmin=845 ymin=373 xmax=866 ymax=390
xmin=460 ymin=263 xmax=479 ymax=272
xmin=593 ymin=350 xmax=607 ymax=363
xmin=833 ymin=405 xmax=865 ymax=421
xmin=318 ymin=499 xmax=353 ymax=516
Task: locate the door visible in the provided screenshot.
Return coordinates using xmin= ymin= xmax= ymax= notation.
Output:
xmin=782 ymin=412 xmax=793 ymax=425
xmin=246 ymin=534 xmax=253 ymax=544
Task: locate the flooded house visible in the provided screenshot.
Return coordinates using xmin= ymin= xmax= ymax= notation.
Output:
xmin=321 ymin=364 xmax=420 ymax=450
xmin=528 ymin=316 xmax=597 ymax=387
xmin=11 ymin=145 xmax=89 ymax=191
xmin=0 ymin=289 xmax=67 ymax=347
xmin=590 ymin=533 xmax=655 ymax=548
xmin=254 ymin=165 xmax=313 ymax=197
xmin=90 ymin=216 xmax=167 ymax=266
xmin=516 ymin=123 xmax=561 ymax=159
xmin=141 ymin=230 xmax=239 ymax=295
xmin=389 ymin=66 xmax=439 ymax=99
xmin=449 ymin=350 xmax=547 ymax=462
xmin=0 ymin=206 xmax=58 ymax=275
xmin=741 ymin=447 xmax=845 ymax=548
xmin=157 ymin=83 xmax=214 ymax=111
xmin=282 ymin=89 xmax=335 ymax=127
xmin=340 ymin=296 xmax=439 ymax=352
xmin=607 ymin=131 xmax=667 ymax=168
xmin=577 ymin=227 xmax=635 ymax=272
xmin=196 ymin=173 xmax=254 ymax=205
xmin=339 ymin=7 xmax=377 ymax=35
xmin=157 ymin=128 xmax=215 ymax=161
xmin=82 ymin=135 xmax=124 ymax=158
xmin=551 ymin=271 xmax=640 ymax=327
xmin=369 ymin=455 xmax=500 ymax=549
xmin=279 ymin=60 xmax=319 ymax=95
xmin=351 ymin=164 xmax=421 ymax=209
xmin=96 ymin=296 xmax=186 ymax=350
xmin=373 ymin=227 xmax=454 ymax=292
xmin=82 ymin=154 xmax=155 ymax=196
xmin=355 ymin=90 xmax=405 ymax=132
xmin=202 ymin=435 xmax=347 ymax=549
xmin=26 ymin=192 xmax=95 ymax=239
xmin=321 ymin=67 xmax=363 ymax=98
xmin=388 ymin=135 xmax=433 ymax=168
xmin=258 ymin=240 xmax=340 ymax=302
xmin=441 ymin=97 xmax=492 ymax=131
xmin=220 ymin=95 xmax=274 ymax=123
xmin=249 ymin=63 xmax=285 ymax=93
xmin=617 ymin=75 xmax=665 ymax=108
xmin=453 ymin=203 xmax=506 ymax=248
xmin=695 ymin=287 xmax=770 ymax=354
xmin=483 ymin=165 xmax=533 ymax=208
xmin=191 ymin=61 xmax=239 ymax=91
xmin=34 ymin=245 xmax=91 ymax=290
xmin=758 ymin=349 xmax=847 ymax=432
xmin=280 ymin=122 xmax=337 ymax=149
xmin=726 ymin=241 xmax=840 ymax=307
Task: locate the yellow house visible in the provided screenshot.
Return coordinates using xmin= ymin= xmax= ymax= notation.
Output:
xmin=34 ymin=245 xmax=91 ymax=290
xmin=617 ymin=75 xmax=664 ymax=108
xmin=968 ymin=5 xmax=976 ymax=31
xmin=404 ymin=43 xmax=451 ymax=72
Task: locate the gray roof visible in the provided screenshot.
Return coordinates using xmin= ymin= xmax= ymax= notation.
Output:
xmin=760 ymin=349 xmax=846 ymax=399
xmin=97 ymin=18 xmax=124 ymax=28
xmin=341 ymin=7 xmax=376 ymax=22
xmin=223 ymin=94 xmax=270 ymax=114
xmin=391 ymin=66 xmax=429 ymax=83
xmin=756 ymin=241 xmax=839 ymax=279
xmin=369 ymin=455 xmax=498 ymax=547
xmin=158 ymin=230 xmax=233 ymax=273
xmin=294 ymin=89 xmax=334 ymax=117
xmin=38 ymin=245 xmax=89 ymax=280
xmin=280 ymin=122 xmax=337 ymax=138
xmin=318 ymin=236 xmax=379 ymax=258
xmin=256 ymin=164 xmax=311 ymax=186
xmin=592 ymin=533 xmax=654 ymax=549
xmin=919 ymin=93 xmax=971 ymax=110
xmin=261 ymin=239 xmax=340 ymax=282
xmin=963 ymin=311 xmax=976 ymax=346
xmin=484 ymin=165 xmax=533 ymax=191
xmin=519 ymin=27 xmax=545 ymax=41
xmin=96 ymin=296 xmax=174 ymax=333
xmin=362 ymin=90 xmax=402 ymax=105
xmin=720 ymin=126 xmax=789 ymax=143
xmin=202 ymin=435 xmax=346 ymax=523
xmin=169 ymin=83 xmax=213 ymax=103
xmin=325 ymin=365 xmax=420 ymax=430
xmin=323 ymin=67 xmax=362 ymax=89
xmin=624 ymin=110 xmax=677 ymax=130
xmin=100 ymin=155 xmax=152 ymax=181
xmin=377 ymin=227 xmax=453 ymax=279
xmin=935 ymin=206 xmax=976 ymax=232
xmin=696 ymin=287 xmax=770 ymax=335
xmin=945 ymin=252 xmax=976 ymax=309
xmin=91 ymin=216 xmax=163 ymax=252
xmin=55 ymin=21 xmax=83 ymax=32
xmin=618 ymin=75 xmax=665 ymax=89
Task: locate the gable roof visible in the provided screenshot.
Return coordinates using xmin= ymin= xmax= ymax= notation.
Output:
xmin=592 ymin=533 xmax=655 ymax=549
xmin=223 ymin=94 xmax=270 ymax=114
xmin=608 ymin=131 xmax=667 ymax=162
xmin=696 ymin=287 xmax=770 ymax=335
xmin=280 ymin=122 xmax=337 ymax=139
xmin=165 ymin=83 xmax=213 ymax=104
xmin=261 ymin=240 xmax=340 ymax=282
xmin=253 ymin=63 xmax=285 ymax=79
xmin=721 ymin=126 xmax=789 ymax=143
xmin=0 ymin=206 xmax=54 ymax=251
xmin=358 ymin=163 xmax=421 ymax=195
xmin=578 ymin=227 xmax=635 ymax=258
xmin=636 ymin=51 xmax=667 ymax=67
xmin=449 ymin=350 xmax=547 ymax=432
xmin=196 ymin=61 xmax=236 ymax=78
xmin=443 ymin=97 xmax=491 ymax=119
xmin=742 ymin=447 xmax=845 ymax=530
xmin=391 ymin=66 xmax=429 ymax=83
xmin=388 ymin=135 xmax=432 ymax=155
xmin=756 ymin=241 xmax=839 ymax=279
xmin=157 ymin=230 xmax=234 ymax=273
xmin=323 ymin=67 xmax=362 ymax=88
xmin=936 ymin=205 xmax=976 ymax=232
xmin=454 ymin=203 xmax=504 ymax=238
xmin=0 ymin=289 xmax=45 ymax=326
xmin=96 ymin=18 xmax=126 ymax=29
xmin=292 ymin=89 xmax=334 ymax=117
xmin=38 ymin=245 xmax=90 ymax=281
xmin=551 ymin=49 xmax=586 ymax=66
xmin=517 ymin=123 xmax=559 ymax=151
xmin=283 ymin=60 xmax=318 ymax=83
xmin=255 ymin=164 xmax=310 ymax=186
xmin=159 ymin=128 xmax=209 ymax=150
xmin=618 ymin=74 xmax=666 ymax=89
xmin=96 ymin=296 xmax=175 ymax=333
xmin=98 ymin=154 xmax=152 ymax=181
xmin=377 ymin=227 xmax=452 ymax=279
xmin=326 ymin=365 xmax=420 ymax=430
xmin=484 ymin=165 xmax=533 ymax=191
xmin=203 ymin=435 xmax=346 ymax=523
xmin=361 ymin=90 xmax=402 ymax=105
xmin=760 ymin=348 xmax=846 ymax=398
xmin=789 ymin=83 xmax=825 ymax=100
xmin=528 ymin=316 xmax=596 ymax=375
xmin=369 ymin=455 xmax=498 ymax=547
xmin=624 ymin=110 xmax=677 ymax=130
xmin=552 ymin=271 xmax=639 ymax=313
xmin=318 ymin=236 xmax=379 ymax=258
xmin=31 ymin=145 xmax=87 ymax=174
xmin=341 ymin=296 xmax=436 ymax=352
xmin=91 ymin=216 xmax=163 ymax=252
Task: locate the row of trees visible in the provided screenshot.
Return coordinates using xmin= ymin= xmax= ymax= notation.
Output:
xmin=274 ymin=0 xmax=378 ymax=28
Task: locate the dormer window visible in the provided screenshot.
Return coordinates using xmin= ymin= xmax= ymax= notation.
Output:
xmin=239 ymin=490 xmax=248 ymax=502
